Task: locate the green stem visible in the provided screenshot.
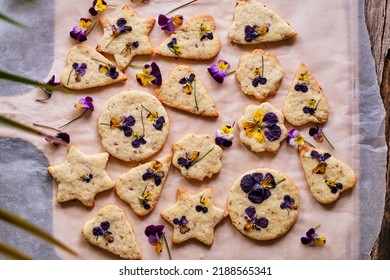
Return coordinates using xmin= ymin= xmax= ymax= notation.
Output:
xmin=261 ymin=55 xmax=265 ymax=78
xmin=275 ymin=178 xmax=286 ymax=186
xmin=166 ymin=0 xmax=198 ymax=15
xmin=193 ymin=79 xmax=199 ymax=111
xmin=67 ymin=68 xmax=74 ymax=85
xmin=86 ymin=21 xmax=97 ymax=36
xmin=33 ymin=123 xmax=61 ymax=133
xmin=0 ymin=115 xmax=46 ymax=137
xmin=227 ymin=70 xmax=236 ymax=76
xmin=322 ymin=131 xmax=335 ymax=150
xmin=0 ymin=12 xmax=30 ymax=29
xmin=0 ymin=242 xmax=32 ymax=260
xmin=58 ymin=109 xmax=88 ymax=129
xmin=191 ymin=146 xmax=215 ymax=167
xmin=163 ymin=234 xmax=172 ymax=260
xmin=141 ymin=110 xmax=145 ymax=136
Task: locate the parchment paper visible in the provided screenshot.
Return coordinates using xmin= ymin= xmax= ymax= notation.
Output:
xmin=0 ymin=0 xmax=386 ymax=260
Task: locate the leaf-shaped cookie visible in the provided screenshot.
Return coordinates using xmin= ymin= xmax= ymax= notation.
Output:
xmin=155 ymin=14 xmax=221 ymax=59
xmin=115 ymin=155 xmax=172 ymax=216
xmin=96 ymin=4 xmax=155 ymax=71
xmin=82 ymin=205 xmax=141 ymax=259
xmin=228 ymin=0 xmax=297 ymax=44
xmin=156 ymin=65 xmax=219 ymax=117
xmin=60 ymin=44 xmax=127 ymax=90
xmin=283 ymin=63 xmax=329 ymax=126
xmin=298 ymin=145 xmax=357 ymax=204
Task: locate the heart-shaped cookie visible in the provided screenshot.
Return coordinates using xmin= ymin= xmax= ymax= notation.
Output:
xmin=82 ymin=205 xmax=141 ymax=259
xmin=115 ymin=155 xmax=172 ymax=216
xmin=155 ymin=14 xmax=221 ymax=59
xmin=283 ymin=63 xmax=329 ymax=126
xmin=60 ymin=44 xmax=127 ymax=90
xmin=228 ymin=0 xmax=297 ymax=44
xmin=156 ymin=65 xmax=218 ymax=117
xmin=298 ymin=145 xmax=357 ymax=204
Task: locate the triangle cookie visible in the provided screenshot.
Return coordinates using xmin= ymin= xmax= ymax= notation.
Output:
xmin=60 ymin=44 xmax=127 ymax=90
xmin=155 ymin=14 xmax=221 ymax=59
xmin=82 ymin=205 xmax=141 ymax=259
xmin=228 ymin=0 xmax=297 ymax=44
xmin=96 ymin=4 xmax=155 ymax=71
xmin=115 ymin=155 xmax=172 ymax=216
xmin=298 ymin=145 xmax=357 ymax=204
xmin=156 ymin=65 xmax=218 ymax=117
xmin=283 ymin=63 xmax=329 ymax=126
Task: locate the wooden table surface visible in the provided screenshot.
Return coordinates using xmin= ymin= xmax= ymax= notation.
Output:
xmin=365 ymin=0 xmax=390 ymax=260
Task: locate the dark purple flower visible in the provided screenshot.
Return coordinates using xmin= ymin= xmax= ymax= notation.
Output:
xmin=45 ymin=75 xmax=61 ymax=87
xmin=310 ymin=150 xmax=331 ymax=162
xmin=244 ymin=25 xmax=259 ymax=42
xmin=195 ymin=196 xmax=208 ymax=213
xmin=252 ymin=77 xmax=267 ymax=87
xmin=142 ymin=160 xmax=165 ymax=186
xmin=244 ymin=206 xmax=269 ymax=231
xmin=109 ymin=116 xmax=135 ymax=137
xmin=240 ymin=172 xmax=275 ymax=204
xmin=324 ymin=178 xmax=343 ymax=194
xmin=45 ymin=132 xmax=70 ymax=146
xmin=132 ymin=133 xmax=147 ymax=148
xmin=75 ymin=96 xmax=94 ymax=111
xmin=112 ymin=18 xmax=132 ymax=36
xmin=70 ymin=18 xmax=93 ymax=42
xmin=167 ymin=37 xmax=182 ymax=56
xmin=145 ymin=225 xmax=165 ymax=253
xmin=200 ymin=23 xmax=213 ymax=41
xmin=207 ymin=60 xmax=230 ymax=84
xmin=72 ymin=62 xmax=87 ymax=82
xmin=99 ymin=64 xmax=119 ymax=79
xmin=80 ymin=174 xmax=93 ymax=183
xmin=177 ymin=151 xmax=199 ymax=169
xmin=173 ymin=216 xmax=190 ymax=234
xmin=280 ymin=195 xmax=297 ymax=210
xmin=136 ymin=62 xmax=162 ymax=87
xmin=89 ymin=0 xmax=107 ymax=16
xmin=158 ymin=14 xmax=183 ymax=33
xmin=92 ymin=221 xmax=114 ymax=243
xmin=310 ymin=150 xmax=331 ymax=174
xmin=153 ymin=116 xmax=165 ymax=130
xmin=295 ymin=83 xmax=308 ymax=92
xmin=215 ymin=124 xmax=234 ymax=148
xmin=301 ymin=228 xmax=326 ymax=247
xmin=309 ymin=125 xmax=324 ymax=143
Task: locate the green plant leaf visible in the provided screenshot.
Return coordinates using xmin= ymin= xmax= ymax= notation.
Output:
xmin=0 ymin=12 xmax=30 ymax=29
xmin=0 ymin=114 xmax=46 ymax=137
xmin=0 ymin=70 xmax=73 ymax=94
xmin=0 ymin=208 xmax=78 ymax=257
xmin=0 ymin=243 xmax=32 ymax=260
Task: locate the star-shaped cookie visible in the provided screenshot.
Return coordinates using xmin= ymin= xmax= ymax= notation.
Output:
xmin=96 ymin=4 xmax=155 ymax=71
xmin=161 ymin=188 xmax=228 ymax=246
xmin=48 ymin=145 xmax=114 ymax=208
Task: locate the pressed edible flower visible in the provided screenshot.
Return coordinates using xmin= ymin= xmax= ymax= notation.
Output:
xmin=139 ymin=186 xmax=152 ymax=209
xmin=199 ymin=23 xmax=213 ymax=41
xmin=121 ymin=41 xmax=139 ymax=54
xmin=70 ymin=18 xmax=96 ymax=42
xmin=179 ymin=73 xmax=198 ymax=111
xmin=142 ymin=160 xmax=165 ymax=186
xmin=215 ymin=123 xmax=234 ymax=147
xmin=89 ymin=0 xmax=107 ymax=16
xmin=244 ymin=24 xmax=269 ymax=42
xmin=195 ymin=196 xmax=208 ymax=213
xmin=144 ymin=224 xmax=172 ymax=259
xmin=303 ymin=99 xmax=320 ymax=115
xmin=177 ymin=146 xmax=214 ymax=169
xmin=310 ymin=150 xmax=331 ymax=174
xmin=106 ymin=115 xmax=136 ymax=137
xmin=286 ymin=128 xmax=311 ymax=147
xmin=244 ymin=206 xmax=269 ymax=231
xmin=301 ymin=227 xmax=326 ymax=247
xmin=242 ymin=109 xmax=282 ymax=143
xmin=158 ymin=14 xmax=183 ymax=33
xmin=142 ymin=105 xmax=165 ymax=130
xmin=252 ymin=56 xmax=267 ymax=86
xmin=280 ymin=194 xmax=298 ymax=211
xmin=36 ymin=75 xmax=61 ymax=102
xmin=92 ymin=221 xmax=114 ymax=243
xmin=136 ymin=62 xmax=162 ymax=87
xmin=79 ymin=174 xmax=93 ymax=183
xmin=295 ymin=72 xmax=309 ymax=92
xmin=324 ymin=177 xmax=343 ymax=194
xmin=207 ymin=60 xmax=230 ymax=84
xmin=309 ymin=125 xmax=335 ymax=149
xmin=131 ymin=131 xmax=147 ymax=148
xmin=45 ymin=132 xmax=70 ymax=146
xmin=105 ymin=18 xmax=132 ymax=48
xmin=68 ymin=62 xmax=87 ymax=84
xmin=240 ymin=172 xmax=275 ymax=204
xmin=173 ymin=216 xmax=190 ymax=234
xmin=99 ymin=64 xmax=119 ymax=79
xmin=167 ymin=38 xmax=182 ymax=56
xmin=58 ymin=96 xmax=94 ymax=129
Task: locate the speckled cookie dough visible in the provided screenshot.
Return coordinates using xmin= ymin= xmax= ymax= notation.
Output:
xmin=156 ymin=65 xmax=219 ymax=118
xmin=235 ymin=49 xmax=284 ymax=101
xmin=238 ymin=102 xmax=287 ymax=153
xmin=98 ymin=90 xmax=170 ymax=162
xmin=155 ymin=14 xmax=221 ymax=59
xmin=82 ymin=205 xmax=141 ymax=259
xmin=228 ymin=168 xmax=300 ymax=240
xmin=172 ymin=134 xmax=223 ymax=181
xmin=298 ymin=145 xmax=357 ymax=204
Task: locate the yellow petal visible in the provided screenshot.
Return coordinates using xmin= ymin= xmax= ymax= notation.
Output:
xmin=99 ymin=65 xmax=108 ymax=73
xmin=155 ymin=241 xmax=163 ymax=253
xmin=79 ymin=19 xmax=92 ymax=29
xmin=136 ymin=73 xmax=154 ymax=87
xmin=253 ymin=109 xmax=265 ymax=123
xmin=151 ymin=160 xmax=162 ymax=171
xmin=254 ymin=130 xmax=266 ymax=143
xmin=221 ymin=125 xmax=233 ymax=135
xmin=314 ymin=237 xmax=326 ymax=246
xmin=191 ymin=151 xmax=200 ymax=160
xmin=243 ymin=121 xmax=257 ymax=138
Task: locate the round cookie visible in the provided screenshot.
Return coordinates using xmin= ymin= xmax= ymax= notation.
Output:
xmin=228 ymin=168 xmax=299 ymax=241
xmin=238 ymin=102 xmax=287 ymax=153
xmin=172 ymin=134 xmax=223 ymax=181
xmin=235 ymin=49 xmax=284 ymax=101
xmin=98 ymin=90 xmax=170 ymax=162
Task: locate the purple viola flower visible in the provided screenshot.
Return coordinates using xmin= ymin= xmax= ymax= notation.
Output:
xmin=136 ymin=62 xmax=162 ymax=87
xmin=122 ymin=116 xmax=136 ymax=137
xmin=301 ymin=227 xmax=326 ymax=247
xmin=72 ymin=62 xmax=87 ymax=82
xmin=89 ymin=0 xmax=107 ymax=16
xmin=167 ymin=37 xmax=182 ymax=56
xmin=200 ymin=23 xmax=213 ymax=41
xmin=244 ymin=206 xmax=269 ymax=231
xmin=215 ymin=124 xmax=234 ymax=148
xmin=145 ymin=225 xmax=165 ymax=253
xmin=280 ymin=195 xmax=296 ymax=210
xmin=324 ymin=178 xmax=343 ymax=194
xmin=153 ymin=116 xmax=165 ymax=130
xmin=99 ymin=64 xmax=119 ymax=80
xmin=309 ymin=125 xmax=324 ymax=143
xmin=112 ymin=18 xmax=132 ymax=36
xmin=244 ymin=25 xmax=259 ymax=42
xmin=37 ymin=75 xmax=61 ymax=102
xmin=92 ymin=221 xmax=114 ymax=243
xmin=310 ymin=150 xmax=331 ymax=162
xmin=75 ymin=96 xmax=94 ymax=111
xmin=158 ymin=14 xmax=183 ymax=33
xmin=45 ymin=132 xmax=70 ymax=146
xmin=70 ymin=18 xmax=93 ymax=42
xmin=310 ymin=150 xmax=331 ymax=174
xmin=173 ymin=216 xmax=190 ymax=234
xmin=240 ymin=172 xmax=275 ymax=204
xmin=132 ymin=133 xmax=147 ymax=148
xmin=142 ymin=160 xmax=165 ymax=186
xmin=207 ymin=60 xmax=230 ymax=84
xmin=295 ymin=83 xmax=309 ymax=92
xmin=45 ymin=75 xmax=61 ymax=87
xmin=177 ymin=151 xmax=199 ymax=169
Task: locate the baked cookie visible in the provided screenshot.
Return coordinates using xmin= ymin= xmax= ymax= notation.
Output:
xmin=82 ymin=205 xmax=141 ymax=260
xmin=161 ymin=188 xmax=228 ymax=245
xmin=228 ymin=0 xmax=297 ymax=44
xmin=97 ymin=90 xmax=170 ymax=162
xmin=228 ymin=168 xmax=299 ymax=240
xmin=238 ymin=102 xmax=287 ymax=153
xmin=298 ymin=145 xmax=357 ymax=204
xmin=115 ymin=155 xmax=172 ymax=216
xmin=236 ymin=49 xmax=284 ymax=101
xmin=155 ymin=14 xmax=221 ymax=59
xmin=96 ymin=4 xmax=155 ymax=71
xmin=60 ymin=44 xmax=127 ymax=90
xmin=172 ymin=134 xmax=223 ymax=181
xmin=48 ymin=145 xmax=114 ymax=208
xmin=283 ymin=63 xmax=329 ymax=126
xmin=155 ymin=65 xmax=218 ymax=118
